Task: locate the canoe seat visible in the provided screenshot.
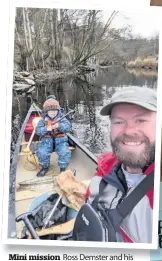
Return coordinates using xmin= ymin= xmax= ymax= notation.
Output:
xmin=19 ymin=143 xmax=75 ymax=171
xmin=20 ymin=142 xmax=75 ymax=152
xmin=68 ymin=146 xmax=75 ymax=151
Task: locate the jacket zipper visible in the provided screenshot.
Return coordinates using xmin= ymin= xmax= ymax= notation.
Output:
xmin=109 ymin=189 xmax=120 ymax=209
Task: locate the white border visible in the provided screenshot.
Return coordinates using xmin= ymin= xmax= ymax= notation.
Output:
xmin=1 ymin=0 xmax=162 ymax=250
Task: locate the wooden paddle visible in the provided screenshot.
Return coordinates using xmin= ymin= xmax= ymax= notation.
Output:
xmin=22 ymin=117 xmax=41 ymax=153
xmin=25 ymin=218 xmax=75 ymax=239
xmin=15 ymin=190 xmax=46 ymax=201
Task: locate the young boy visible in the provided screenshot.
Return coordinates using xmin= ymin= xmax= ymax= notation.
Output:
xmin=35 ymin=96 xmax=71 ymax=177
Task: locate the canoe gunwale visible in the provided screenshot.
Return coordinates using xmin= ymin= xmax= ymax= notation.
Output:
xmin=8 ymin=105 xmax=36 ymax=237
xmin=67 ymin=133 xmax=97 ymax=164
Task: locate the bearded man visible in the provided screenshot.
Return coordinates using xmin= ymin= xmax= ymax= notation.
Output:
xmin=85 ymin=86 xmax=156 ymax=243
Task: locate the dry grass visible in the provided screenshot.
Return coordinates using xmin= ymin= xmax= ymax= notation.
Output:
xmin=127 ymin=56 xmax=158 ymax=69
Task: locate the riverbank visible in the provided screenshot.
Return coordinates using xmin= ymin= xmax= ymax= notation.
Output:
xmin=127 ymin=68 xmax=158 ymax=77
xmin=127 ymin=56 xmax=158 ymax=70
xmin=13 ymin=60 xmax=158 ymax=93
xmin=13 ymin=65 xmax=95 ymax=92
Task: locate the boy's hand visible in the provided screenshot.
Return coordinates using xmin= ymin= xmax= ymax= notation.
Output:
xmin=47 ymin=125 xmax=53 ymax=131
xmin=52 ymin=123 xmax=59 ymax=130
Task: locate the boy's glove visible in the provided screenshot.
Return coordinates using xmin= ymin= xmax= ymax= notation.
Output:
xmin=52 ymin=122 xmax=59 ymax=130
xmin=46 ymin=125 xmax=53 ymax=131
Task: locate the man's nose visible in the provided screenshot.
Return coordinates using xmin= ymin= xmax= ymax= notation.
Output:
xmin=123 ymin=122 xmax=138 ymax=135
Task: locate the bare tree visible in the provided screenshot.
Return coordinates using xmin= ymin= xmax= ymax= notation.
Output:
xmin=14 ymin=8 xmax=157 ymax=72
xmin=63 ymin=10 xmax=118 ymax=66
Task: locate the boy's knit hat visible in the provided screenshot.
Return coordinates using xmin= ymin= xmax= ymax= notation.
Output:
xmin=43 ymin=97 xmax=60 ymax=113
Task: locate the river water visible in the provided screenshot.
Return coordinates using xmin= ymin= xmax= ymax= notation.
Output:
xmin=9 ymin=66 xmax=157 ymax=237
xmin=11 ymin=66 xmax=157 ymax=158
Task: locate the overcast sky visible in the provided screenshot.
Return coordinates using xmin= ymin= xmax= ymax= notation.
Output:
xmin=102 ymin=10 xmax=159 ymax=38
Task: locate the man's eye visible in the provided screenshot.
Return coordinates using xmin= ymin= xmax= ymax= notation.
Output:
xmin=136 ymin=119 xmax=147 ymax=123
xmin=113 ymin=121 xmax=124 ymax=125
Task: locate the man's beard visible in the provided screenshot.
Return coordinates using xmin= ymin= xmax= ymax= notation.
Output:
xmin=111 ymin=134 xmax=155 ymax=169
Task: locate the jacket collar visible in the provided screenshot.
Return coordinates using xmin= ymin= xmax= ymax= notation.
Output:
xmin=97 ymin=152 xmax=154 ymax=176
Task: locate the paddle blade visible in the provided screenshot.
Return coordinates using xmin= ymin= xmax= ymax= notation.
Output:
xmin=32 ymin=117 xmax=42 ymax=128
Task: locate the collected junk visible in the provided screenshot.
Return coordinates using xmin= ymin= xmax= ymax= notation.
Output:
xmin=16 ymin=170 xmax=89 ymax=240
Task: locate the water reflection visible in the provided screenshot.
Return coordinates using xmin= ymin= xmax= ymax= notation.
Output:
xmin=12 ymin=67 xmax=158 ymax=157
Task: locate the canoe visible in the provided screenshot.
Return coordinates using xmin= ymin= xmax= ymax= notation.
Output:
xmin=9 ymin=103 xmax=98 ymax=239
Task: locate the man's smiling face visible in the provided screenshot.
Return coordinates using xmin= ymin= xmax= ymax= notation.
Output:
xmin=110 ymin=103 xmax=156 ymax=171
